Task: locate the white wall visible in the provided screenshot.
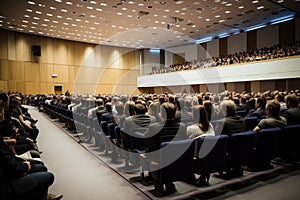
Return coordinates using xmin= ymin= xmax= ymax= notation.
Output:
xmin=165 ymin=44 xmax=198 ymax=62
xmin=257 ymin=25 xmax=279 ymax=49
xmin=143 ymin=49 xmax=161 ymax=75
xmin=228 ymin=32 xmax=247 ymax=54
xmin=206 ymin=39 xmax=219 ymax=58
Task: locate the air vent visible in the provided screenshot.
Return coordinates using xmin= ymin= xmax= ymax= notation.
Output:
xmin=245 ymin=10 xmax=254 ymax=14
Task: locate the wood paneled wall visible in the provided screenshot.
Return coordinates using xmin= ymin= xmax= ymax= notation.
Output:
xmin=0 ymin=29 xmax=140 ymax=95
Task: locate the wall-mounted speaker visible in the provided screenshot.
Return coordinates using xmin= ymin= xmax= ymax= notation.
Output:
xmin=31 ymin=45 xmax=41 ymax=56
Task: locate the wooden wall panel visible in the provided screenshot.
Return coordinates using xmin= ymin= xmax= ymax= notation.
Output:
xmin=24 ymin=62 xmax=40 ymax=81
xmin=53 ymin=39 xmax=68 ymax=65
xmin=68 ymin=66 xmax=79 ymax=84
xmin=0 ymin=30 xmax=8 ymax=59
xmin=15 ymin=33 xmax=25 ymax=61
xmin=251 ymin=81 xmax=260 ymax=93
xmin=7 ymin=31 xmax=16 ymax=60
xmin=67 ymin=41 xmax=75 ymax=66
xmin=226 ymin=82 xmax=235 ymax=92
xmin=0 ymin=80 xmax=8 ymax=91
xmin=0 ymin=60 xmax=8 ymax=80
xmin=53 ymin=65 xmax=68 ymax=83
xmin=7 ymin=60 xmax=17 ymax=80
xmin=74 ymin=43 xmax=88 ymax=66
xmin=7 ymin=81 xmax=16 ymax=92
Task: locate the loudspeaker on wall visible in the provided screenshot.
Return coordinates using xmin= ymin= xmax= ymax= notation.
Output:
xmin=31 ymin=45 xmax=41 ymax=56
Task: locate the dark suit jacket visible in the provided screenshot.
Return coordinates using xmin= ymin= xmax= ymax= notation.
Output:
xmin=215 ymin=115 xmax=246 ymax=136
xmin=247 ymin=108 xmax=266 ymax=118
xmin=282 ymin=107 xmax=300 ymax=125
xmin=145 ymin=120 xmax=187 ymax=153
xmin=123 ymin=114 xmax=156 ymax=134
xmin=101 ymin=111 xmax=115 ymax=124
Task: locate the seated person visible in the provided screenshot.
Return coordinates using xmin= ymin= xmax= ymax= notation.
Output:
xmin=187 ymin=105 xmax=215 ymax=138
xmin=254 ymin=101 xmax=287 ymax=131
xmin=281 ymin=94 xmax=300 ymax=125
xmin=246 ymin=97 xmax=266 ymax=119
xmin=144 ymin=102 xmax=187 ymax=195
xmin=0 ymin=135 xmax=63 ymax=200
xmin=215 ymin=100 xmax=246 ymax=135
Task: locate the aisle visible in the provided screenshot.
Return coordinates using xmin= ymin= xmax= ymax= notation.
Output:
xmin=27 ymin=106 xmax=148 ymax=200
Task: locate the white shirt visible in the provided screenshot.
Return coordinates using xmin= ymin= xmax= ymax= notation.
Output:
xmin=186 ymin=123 xmax=215 ymax=139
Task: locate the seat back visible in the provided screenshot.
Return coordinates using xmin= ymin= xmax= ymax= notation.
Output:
xmin=244 ymin=117 xmax=259 ymax=131
xmin=279 ymin=124 xmax=300 ymax=160
xmin=195 ymin=135 xmax=229 ymax=175
xmin=150 ymin=139 xmax=196 ymax=184
xmin=229 ymin=131 xmax=257 ymax=168
xmin=253 ymin=127 xmax=282 ymax=167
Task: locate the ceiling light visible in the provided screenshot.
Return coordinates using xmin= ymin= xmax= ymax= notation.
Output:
xmin=238 ymin=6 xmax=244 ymax=9
xmin=33 ymin=17 xmax=40 ymax=20
xmin=252 ymin=0 xmax=259 ymax=3
xmin=63 ymin=22 xmax=68 ymax=25
xmin=36 ymin=11 xmax=42 ymax=14
xmin=24 ymin=15 xmax=30 ymax=17
xmin=28 ymin=1 xmax=35 ymax=5
xmin=245 ymin=23 xmax=266 ymax=32
xmin=90 ymin=15 xmax=96 ymax=18
xmin=32 ymin=22 xmax=38 ymax=25
xmin=61 ymin=9 xmax=68 ymax=12
xmin=128 ymin=1 xmax=135 ymax=4
xmin=90 ymin=1 xmax=97 ymax=4
xmin=22 ymin=20 xmax=28 ymax=23
xmin=100 ymin=3 xmax=107 ymax=6
xmin=66 ymin=2 xmax=73 ymax=5
xmin=257 ymin=6 xmax=264 ymax=10
xmin=50 ymin=6 xmax=56 ymax=10
xmin=44 ymin=19 xmax=50 ymax=21
xmin=55 ymin=0 xmax=62 ymax=2
xmin=87 ymin=6 xmax=93 ymax=9
xmin=26 ymin=9 xmax=32 ymax=12
xmin=47 ymin=13 xmax=53 ymax=16
xmin=225 ymin=10 xmax=231 ymax=14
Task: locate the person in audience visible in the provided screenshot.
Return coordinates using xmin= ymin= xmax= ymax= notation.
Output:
xmin=246 ymin=97 xmax=266 ymax=119
xmin=123 ymin=103 xmax=156 ymax=135
xmin=215 ymin=100 xmax=246 ymax=135
xmin=174 ymin=97 xmax=193 ymax=124
xmin=275 ymin=93 xmax=287 ymax=114
xmin=253 ymin=101 xmax=287 ymax=131
xmin=281 ymin=94 xmax=300 ymax=125
xmin=0 ymin=134 xmax=63 ymax=200
xmin=187 ymin=105 xmax=215 ymax=138
xmin=144 ymin=102 xmax=187 ymax=195
xmin=101 ymin=102 xmax=115 ymax=124
xmin=119 ymin=100 xmax=135 ymax=128
xmin=148 ymin=101 xmax=161 ymax=123
xmin=237 ymin=96 xmax=249 ymax=111
xmin=9 ymin=96 xmax=39 ymax=141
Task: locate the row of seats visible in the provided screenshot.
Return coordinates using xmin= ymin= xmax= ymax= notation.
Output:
xmin=41 ymin=103 xmax=300 ymax=189
xmin=149 ymin=125 xmax=300 ymax=187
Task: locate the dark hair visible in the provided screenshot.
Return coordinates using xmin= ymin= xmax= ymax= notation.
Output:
xmin=105 ymin=102 xmax=112 ymax=112
xmin=285 ymin=94 xmax=299 ymax=107
xmin=160 ymin=102 xmax=176 ymax=120
xmin=192 ymin=105 xmax=209 ymax=132
xmin=203 ymin=100 xmax=212 ymax=121
xmin=256 ymin=97 xmax=267 ymax=108
xmin=266 ymin=101 xmax=280 ymax=117
xmin=134 ymin=103 xmax=147 ymax=114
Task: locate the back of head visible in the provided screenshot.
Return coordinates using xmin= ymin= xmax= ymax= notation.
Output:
xmin=285 ymin=94 xmax=299 ymax=108
xmin=192 ymin=105 xmax=209 ymax=131
xmin=115 ymin=101 xmax=124 ymax=115
xmin=160 ymin=102 xmax=176 ymax=120
xmin=134 ymin=103 xmax=147 ymax=115
xmin=266 ymin=100 xmax=280 ymax=117
xmin=124 ymin=100 xmax=135 ymax=116
xmin=220 ymin=100 xmax=236 ymax=117
xmin=105 ymin=102 xmax=112 ymax=112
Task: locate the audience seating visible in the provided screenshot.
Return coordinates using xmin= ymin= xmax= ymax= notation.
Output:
xmin=244 ymin=117 xmax=259 ymax=131
xmin=278 ymin=124 xmax=300 ymax=161
xmin=194 ymin=135 xmax=229 ymax=185
xmin=150 ymin=139 xmax=196 ymax=187
xmin=250 ymin=127 xmax=282 ymax=170
xmin=227 ymin=131 xmax=257 ymax=176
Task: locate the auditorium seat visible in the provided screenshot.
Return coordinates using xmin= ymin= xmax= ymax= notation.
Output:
xmin=249 ymin=127 xmax=282 ymax=170
xmin=228 ymin=131 xmax=257 ymax=177
xmin=278 ymin=124 xmax=300 ymax=161
xmin=244 ymin=116 xmax=259 ymax=131
xmin=149 ymin=139 xmax=195 ymax=191
xmin=194 ymin=135 xmax=229 ymax=185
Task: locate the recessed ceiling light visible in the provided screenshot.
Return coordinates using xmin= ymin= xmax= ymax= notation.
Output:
xmin=90 ymin=1 xmax=97 ymax=4
xmin=127 ymin=15 xmax=133 ymax=18
xmin=21 ymin=24 xmax=27 ymax=27
xmin=215 ymin=15 xmax=221 ymax=18
xmin=32 ymin=22 xmax=38 ymax=25
xmin=87 ymin=6 xmax=93 ymax=9
xmin=138 ymin=3 xmax=144 ymax=6
xmin=72 ymin=24 xmax=77 ymax=26
xmin=42 ymin=24 xmax=47 ymax=26
xmin=24 ymin=15 xmax=30 ymax=17
xmin=128 ymin=1 xmax=135 ymax=4
xmin=53 ymin=21 xmax=59 ymax=23
xmin=26 ymin=9 xmax=33 ymax=12
xmin=239 ymin=6 xmax=244 ymax=9
xmin=57 ymin=15 xmax=63 ymax=18
xmin=257 ymin=6 xmax=264 ymax=9
xmin=225 ymin=10 xmax=231 ymax=14
xmin=90 ymin=15 xmax=96 ymax=18
xmin=47 ymin=13 xmax=53 ymax=16
xmin=122 ymin=7 xmax=127 ymax=10
xmin=226 ymin=3 xmax=232 ymax=6
xmin=219 ymin=19 xmax=225 ymax=23
xmin=96 ymin=8 xmax=102 ymax=11
xmin=28 ymin=1 xmax=35 ymax=5
xmin=117 ymin=12 xmax=122 ymax=15
xmin=50 ymin=6 xmax=56 ymax=10
xmin=252 ymin=0 xmax=259 ymax=3
xmin=66 ymin=2 xmax=73 ymax=5
xmin=205 ymin=18 xmax=210 ymax=21
xmin=33 ymin=17 xmax=40 ymax=20
xmin=44 ymin=19 xmax=50 ymax=21
xmin=61 ymin=9 xmax=68 ymax=12
xmin=29 ymin=30 xmax=34 ymax=32
xmin=22 ymin=20 xmax=28 ymax=23
xmin=63 ymin=22 xmax=68 ymax=25
xmin=35 ymin=11 xmax=42 ymax=14
xmin=66 ymin=17 xmax=72 ymax=20
xmin=100 ymin=3 xmax=107 ymax=6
